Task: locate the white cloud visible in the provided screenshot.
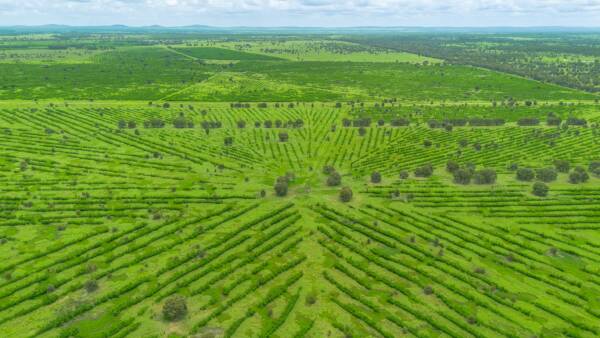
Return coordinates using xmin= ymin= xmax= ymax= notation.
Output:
xmin=0 ymin=0 xmax=599 ymax=26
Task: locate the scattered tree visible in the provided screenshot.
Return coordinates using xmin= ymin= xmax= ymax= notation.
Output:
xmin=163 ymin=295 xmax=187 ymax=321
xmin=84 ymin=280 xmax=98 ymax=293
xmin=532 ymin=182 xmax=549 ymax=197
xmin=274 ymin=177 xmax=289 ymax=197
xmin=473 ymin=168 xmax=497 ymax=185
xmin=322 ymin=165 xmax=335 ymax=175
xmin=446 ymin=160 xmax=460 ymax=173
xmin=278 ymin=132 xmax=289 ymax=142
xmin=327 ymin=171 xmax=342 ymax=186
xmin=516 ymin=168 xmax=535 ymax=181
xmin=340 ymin=187 xmax=353 ymax=202
xmin=414 ymin=164 xmax=434 ymax=178
xmin=536 ymin=167 xmax=557 ymax=183
xmin=553 ymin=159 xmax=570 ymax=173
xmin=399 ymin=170 xmax=409 ymax=179
xmin=569 ymin=167 xmax=589 ymax=184
xmin=453 ymin=169 xmax=472 ymax=185
xmin=371 ymin=171 xmax=382 ymax=183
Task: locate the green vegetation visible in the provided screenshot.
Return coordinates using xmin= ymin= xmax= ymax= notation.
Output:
xmin=0 ymin=30 xmax=599 ymax=338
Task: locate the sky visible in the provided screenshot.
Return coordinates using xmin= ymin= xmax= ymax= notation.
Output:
xmin=0 ymin=0 xmax=599 ymax=27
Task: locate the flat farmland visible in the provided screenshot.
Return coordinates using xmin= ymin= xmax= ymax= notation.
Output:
xmin=0 ymin=31 xmax=600 ymax=338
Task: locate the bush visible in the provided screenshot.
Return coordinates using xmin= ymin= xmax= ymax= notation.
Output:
xmin=339 ymin=187 xmax=353 ymax=202
xmin=370 ymin=172 xmax=381 ymax=183
xmin=327 ymin=172 xmax=342 ymax=186
xmin=163 ymin=295 xmax=187 ymax=321
xmin=516 ymin=168 xmax=535 ymax=181
xmin=532 ymin=182 xmax=549 ymax=197
xmin=536 ymin=168 xmax=557 ymax=183
xmin=473 ymin=168 xmax=497 ymax=185
xmin=553 ymin=160 xmax=570 ymax=173
xmin=414 ymin=164 xmax=434 ymax=178
xmin=453 ymin=169 xmax=472 ymax=185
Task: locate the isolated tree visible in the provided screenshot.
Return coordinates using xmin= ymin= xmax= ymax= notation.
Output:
xmin=163 ymin=295 xmax=187 ymax=321
xmin=423 ymin=139 xmax=432 ymax=147
xmin=127 ymin=120 xmax=136 ymax=129
xmin=162 ymin=102 xmax=170 ymax=109
xmin=118 ymin=120 xmax=126 ymax=129
xmin=327 ymin=171 xmax=342 ymax=186
xmin=536 ymin=167 xmax=557 ymax=183
xmin=516 ymin=168 xmax=535 ymax=181
xmin=371 ymin=171 xmax=382 ymax=183
xmin=237 ymin=120 xmax=246 ymax=129
xmin=532 ymin=182 xmax=549 ymax=197
xmin=339 ymin=187 xmax=353 ymax=202
xmin=264 ymin=120 xmax=273 ymax=128
xmin=358 ymin=127 xmax=367 ymax=136
xmin=224 ymin=136 xmax=233 ymax=146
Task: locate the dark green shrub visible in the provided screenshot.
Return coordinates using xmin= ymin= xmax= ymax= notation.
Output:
xmin=339 ymin=187 xmax=353 ymax=202
xmin=516 ymin=168 xmax=535 ymax=181
xmin=163 ymin=295 xmax=187 ymax=321
xmin=532 ymin=182 xmax=549 ymax=197
xmin=473 ymin=168 xmax=497 ymax=184
xmin=536 ymin=167 xmax=557 ymax=182
xmin=453 ymin=169 xmax=472 ymax=185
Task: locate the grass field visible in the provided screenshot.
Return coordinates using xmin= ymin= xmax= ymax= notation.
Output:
xmin=1 ymin=31 xmax=600 ymax=338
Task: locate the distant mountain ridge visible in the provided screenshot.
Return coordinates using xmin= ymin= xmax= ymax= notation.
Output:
xmin=1 ymin=25 xmax=600 ymax=34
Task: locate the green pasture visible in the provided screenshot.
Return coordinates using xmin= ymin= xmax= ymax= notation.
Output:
xmin=1 ymin=32 xmax=600 ymax=338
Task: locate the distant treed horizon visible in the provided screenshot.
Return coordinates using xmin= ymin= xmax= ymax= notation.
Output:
xmin=0 ymin=0 xmax=599 ymax=27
